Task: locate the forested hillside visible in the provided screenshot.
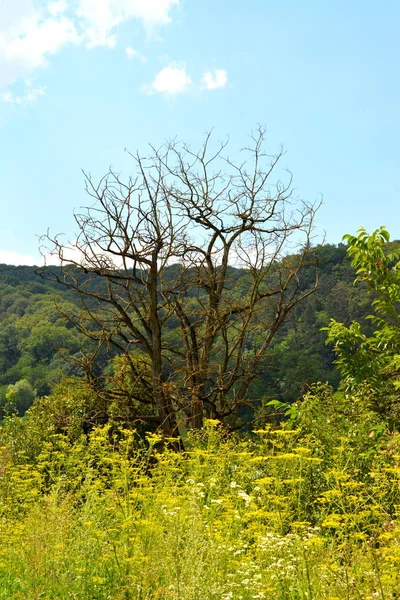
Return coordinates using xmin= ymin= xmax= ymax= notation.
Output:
xmin=0 ymin=240 xmax=386 ymax=417
xmin=0 ymin=265 xmax=85 ymax=412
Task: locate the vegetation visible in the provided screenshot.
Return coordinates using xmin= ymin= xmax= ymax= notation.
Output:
xmin=0 ymin=226 xmax=399 ymax=598
xmin=0 ymin=389 xmax=400 ymax=599
xmin=1 ymin=122 xmax=400 ymax=597
xmin=325 ymin=226 xmax=400 ymax=425
xmin=0 ymin=133 xmax=380 ymax=429
xmin=0 ymin=265 xmax=86 ymax=411
xmin=39 ymin=129 xmax=319 ymax=436
xmin=0 ymin=240 xmax=375 ymax=421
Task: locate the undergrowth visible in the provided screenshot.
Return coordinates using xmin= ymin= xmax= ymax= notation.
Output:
xmin=0 ymin=385 xmax=400 ymax=599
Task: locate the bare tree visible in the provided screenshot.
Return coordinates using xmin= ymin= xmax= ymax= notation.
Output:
xmin=38 ymin=128 xmax=320 ymax=436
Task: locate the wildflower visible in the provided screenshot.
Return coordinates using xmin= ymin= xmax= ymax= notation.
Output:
xmin=237 ymin=490 xmax=252 ymax=504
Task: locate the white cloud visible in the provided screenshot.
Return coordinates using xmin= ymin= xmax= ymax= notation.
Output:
xmin=125 ymin=45 xmax=146 ymax=63
xmin=142 ymin=65 xmax=229 ymax=97
xmin=202 ymin=68 xmax=228 ymax=90
xmin=75 ymin=0 xmax=179 ymax=47
xmin=0 ymin=0 xmax=179 ymax=102
xmin=0 ymin=4 xmax=80 ymax=92
xmin=0 ymin=250 xmax=38 ymax=266
xmin=1 ymin=16 xmax=80 ymax=71
xmin=2 ymin=80 xmax=46 ymax=105
xmin=142 ymin=62 xmax=191 ymax=95
xmin=40 ymin=239 xmax=130 ymax=268
xmin=1 ymin=3 xmax=228 ymax=109
xmin=47 ymin=0 xmax=69 ymax=16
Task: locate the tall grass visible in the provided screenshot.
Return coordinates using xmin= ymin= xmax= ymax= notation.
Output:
xmin=0 ymin=399 xmax=400 ymax=599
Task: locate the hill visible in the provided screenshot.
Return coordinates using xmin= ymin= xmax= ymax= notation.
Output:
xmin=0 ymin=242 xmax=380 ymax=416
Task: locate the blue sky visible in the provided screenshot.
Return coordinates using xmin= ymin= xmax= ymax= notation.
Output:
xmin=0 ymin=0 xmax=399 ymax=264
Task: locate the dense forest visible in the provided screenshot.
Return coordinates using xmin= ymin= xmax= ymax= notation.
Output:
xmin=0 ymin=240 xmax=376 ymax=419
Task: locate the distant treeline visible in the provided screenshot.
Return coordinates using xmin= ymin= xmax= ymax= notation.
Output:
xmin=0 ymin=241 xmax=388 ymax=416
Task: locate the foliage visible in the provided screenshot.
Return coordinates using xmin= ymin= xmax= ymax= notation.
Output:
xmin=0 ymin=391 xmax=400 ymax=598
xmin=105 ymin=352 xmax=156 ymax=430
xmin=5 ymin=379 xmax=36 ymax=416
xmin=2 ymin=228 xmax=400 ymax=597
xmin=0 ymin=235 xmax=396 ymax=418
xmin=325 ymin=227 xmax=400 ymax=423
xmin=0 ymin=267 xmax=87 ymax=414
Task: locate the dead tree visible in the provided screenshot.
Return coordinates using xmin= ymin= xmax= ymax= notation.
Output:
xmin=38 ymin=128 xmax=320 ymax=435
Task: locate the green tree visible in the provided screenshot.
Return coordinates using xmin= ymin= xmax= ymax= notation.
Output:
xmin=325 ymin=226 xmax=400 ymax=423
xmin=4 ymin=379 xmax=37 ymax=416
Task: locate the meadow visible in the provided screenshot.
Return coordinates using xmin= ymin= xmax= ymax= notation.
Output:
xmin=0 ymin=383 xmax=399 ymax=599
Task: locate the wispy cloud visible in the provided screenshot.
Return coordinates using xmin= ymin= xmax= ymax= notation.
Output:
xmin=1 ymin=2 xmax=228 ymax=109
xmin=125 ymin=46 xmax=146 ymax=63
xmin=142 ymin=63 xmax=192 ymax=95
xmin=202 ymin=68 xmax=228 ymax=90
xmin=2 ymin=80 xmax=46 ymax=105
xmin=0 ymin=0 xmax=179 ymax=102
xmin=0 ymin=8 xmax=80 ymax=84
xmin=76 ymin=0 xmax=179 ymax=48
